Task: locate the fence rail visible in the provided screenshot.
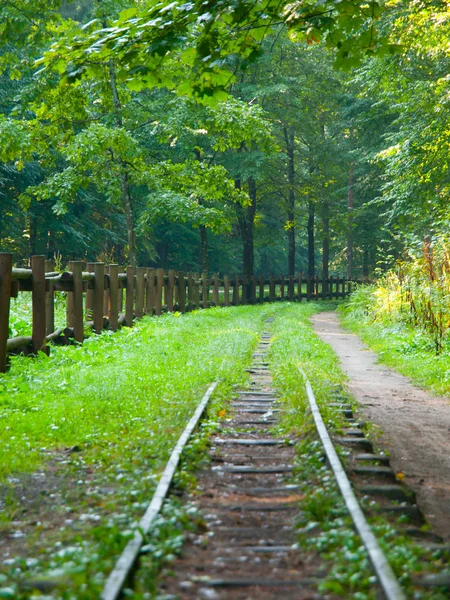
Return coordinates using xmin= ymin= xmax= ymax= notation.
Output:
xmin=0 ymin=253 xmax=361 ymax=371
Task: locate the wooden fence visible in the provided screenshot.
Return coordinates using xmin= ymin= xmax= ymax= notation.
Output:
xmin=0 ymin=253 xmax=360 ymax=372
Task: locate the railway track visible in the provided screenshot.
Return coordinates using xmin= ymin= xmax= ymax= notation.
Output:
xmin=100 ymin=320 xmax=449 ymax=599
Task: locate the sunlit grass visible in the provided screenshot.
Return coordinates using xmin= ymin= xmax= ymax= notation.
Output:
xmin=340 ymin=286 xmax=450 ymax=396
xmin=0 ymin=305 xmax=278 ymax=478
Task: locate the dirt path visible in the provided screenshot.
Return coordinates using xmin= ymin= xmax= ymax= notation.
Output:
xmin=312 ymin=311 xmax=450 ymax=541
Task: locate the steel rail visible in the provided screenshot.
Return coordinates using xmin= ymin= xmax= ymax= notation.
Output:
xmin=101 ymin=381 xmax=219 ymax=600
xmin=299 ymin=368 xmax=406 ymax=600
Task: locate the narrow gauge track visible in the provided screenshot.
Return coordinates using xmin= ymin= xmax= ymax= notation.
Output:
xmin=101 ymin=320 xmax=447 ymax=600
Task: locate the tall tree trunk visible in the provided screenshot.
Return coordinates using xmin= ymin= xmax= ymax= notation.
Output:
xmin=284 ymin=127 xmax=295 ymax=277
xmin=307 ymin=201 xmax=315 ymax=278
xmin=347 ymin=166 xmax=354 ymax=279
xmin=235 ymin=177 xmax=256 ymax=278
xmin=244 ymin=177 xmax=257 ymax=281
xmin=322 ymin=201 xmax=330 ymax=292
xmin=108 ymin=59 xmax=136 ymax=265
xmin=199 ymin=225 xmax=209 ymax=274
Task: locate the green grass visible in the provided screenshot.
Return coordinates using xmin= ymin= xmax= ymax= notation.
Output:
xmin=0 ymin=305 xmax=280 ymax=478
xmin=9 ymin=292 xmax=68 ymax=337
xmin=0 ymin=303 xmax=286 ymax=598
xmin=1 ymin=300 xmax=446 ymax=599
xmin=263 ymin=302 xmax=448 ymax=599
xmin=339 ymin=286 xmax=450 ymax=396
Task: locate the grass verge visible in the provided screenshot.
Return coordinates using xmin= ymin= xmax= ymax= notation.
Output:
xmin=0 ymin=305 xmax=277 ymax=598
xmin=266 ymin=302 xmax=448 ymax=599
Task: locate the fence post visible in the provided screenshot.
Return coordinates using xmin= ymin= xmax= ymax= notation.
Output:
xmin=259 ymin=275 xmax=264 ymax=303
xmin=322 ymin=276 xmax=327 ymax=300
xmin=329 ymin=275 xmax=334 ymax=300
xmin=93 ymin=263 xmax=105 ymax=333
xmin=45 ymin=259 xmax=55 ymax=335
xmin=251 ymin=276 xmax=257 ymax=304
xmin=71 ymin=261 xmax=84 ymax=342
xmin=213 ymin=273 xmax=220 ymax=306
xmin=135 ymin=267 xmax=145 ymax=318
xmin=298 ymin=272 xmax=303 ymax=302
xmin=119 ymin=267 xmax=125 ymax=314
xmin=306 ymin=274 xmax=311 ymax=302
xmin=288 ymin=276 xmax=294 ymax=301
xmin=269 ymin=275 xmax=275 ymax=302
xmin=66 ymin=261 xmax=74 ymax=329
xmin=0 ymin=253 xmax=12 ymax=372
xmin=86 ymin=262 xmax=95 ymax=321
xmin=178 ymin=271 xmax=186 ymax=312
xmin=242 ymin=278 xmax=247 ymax=305
xmin=279 ymin=275 xmax=285 ymax=301
xmin=224 ymin=275 xmax=230 ymax=306
xmin=187 ymin=272 xmax=195 ymax=310
xmin=234 ymin=275 xmax=240 ymax=306
xmin=194 ymin=273 xmax=200 ymax=308
xmin=32 ymin=255 xmax=47 ymax=355
xmin=155 ymin=268 xmax=164 ymax=316
xmin=66 ymin=260 xmax=78 ymax=330
xmin=108 ymin=265 xmax=119 ymax=332
xmin=125 ymin=266 xmax=135 ymax=326
xmin=146 ymin=268 xmax=155 ymax=315
xmin=167 ymin=269 xmax=175 ymax=312
xmin=202 ymin=272 xmax=208 ymax=309
xmin=103 ymin=265 xmax=110 ymax=316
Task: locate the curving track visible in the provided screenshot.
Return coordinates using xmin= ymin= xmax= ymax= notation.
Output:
xmin=100 ymin=321 xmax=449 ymax=599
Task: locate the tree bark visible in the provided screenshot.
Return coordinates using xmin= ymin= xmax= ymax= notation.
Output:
xmin=308 ymin=201 xmax=315 ymax=278
xmin=108 ymin=59 xmax=136 ymax=265
xmin=347 ymin=165 xmax=354 ymax=279
xmin=284 ymin=127 xmax=296 ymax=278
xmin=244 ymin=177 xmax=257 ymax=280
xmin=235 ymin=177 xmax=256 ymax=281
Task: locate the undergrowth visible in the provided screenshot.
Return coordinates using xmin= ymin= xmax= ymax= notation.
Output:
xmin=340 ymin=284 xmax=450 ymax=395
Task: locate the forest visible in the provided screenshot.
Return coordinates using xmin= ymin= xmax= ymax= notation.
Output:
xmin=2 ymin=0 xmax=446 ymax=281
xmin=4 ymin=3 xmax=450 ymax=600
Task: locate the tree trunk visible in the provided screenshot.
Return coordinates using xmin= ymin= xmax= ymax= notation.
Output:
xmin=108 ymin=59 xmax=136 ymax=265
xmin=244 ymin=177 xmax=257 ymax=281
xmin=284 ymin=127 xmax=295 ymax=277
xmin=308 ymin=201 xmax=315 ymax=278
xmin=347 ymin=166 xmax=354 ymax=279
xmin=235 ymin=178 xmax=256 ymax=280
xmin=199 ymin=225 xmax=209 ymax=274
xmin=322 ymin=201 xmax=330 ymax=292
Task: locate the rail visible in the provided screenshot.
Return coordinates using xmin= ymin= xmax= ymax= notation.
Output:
xmin=300 ymin=367 xmax=406 ymax=600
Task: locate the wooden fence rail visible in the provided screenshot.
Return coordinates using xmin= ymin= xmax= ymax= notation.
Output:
xmin=0 ymin=253 xmax=361 ymax=372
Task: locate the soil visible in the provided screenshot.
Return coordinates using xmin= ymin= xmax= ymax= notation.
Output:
xmin=312 ymin=311 xmax=450 ymax=540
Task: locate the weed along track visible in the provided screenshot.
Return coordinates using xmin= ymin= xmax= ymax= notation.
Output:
xmin=156 ymin=323 xmax=319 ymax=599
xmin=99 ymin=315 xmax=450 ymax=600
